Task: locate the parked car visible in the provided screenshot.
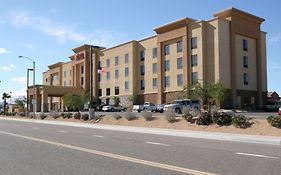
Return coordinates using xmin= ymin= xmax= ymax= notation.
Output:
xmin=265 ymin=101 xmax=281 ymax=112
xmin=96 ymin=103 xmax=107 ymax=111
xmin=102 ymin=105 xmax=127 ymax=112
xmin=278 ymin=107 xmax=281 ymax=115
xmin=156 ymin=104 xmax=166 ymax=113
xmin=133 ymin=102 xmax=157 ymax=112
xmin=163 ymin=99 xmax=200 ymax=114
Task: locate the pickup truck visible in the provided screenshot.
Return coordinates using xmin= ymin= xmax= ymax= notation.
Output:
xmin=163 ymin=99 xmax=200 ymax=114
xmin=102 ymin=105 xmax=127 ymax=112
xmin=132 ymin=102 xmax=157 ymax=112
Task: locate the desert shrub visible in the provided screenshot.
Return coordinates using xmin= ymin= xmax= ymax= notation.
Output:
xmin=50 ymin=111 xmax=60 ymax=119
xmin=164 ymin=110 xmax=177 ymax=123
xmin=231 ymin=115 xmax=252 ymax=128
xmin=141 ymin=111 xmax=154 ymax=121
xmin=81 ymin=113 xmax=89 ymax=121
xmin=73 ymin=112 xmax=81 ymax=119
xmin=112 ymin=113 xmax=122 ymax=120
xmin=196 ymin=112 xmax=212 ymax=125
xmin=267 ymin=115 xmax=281 ymax=128
xmin=65 ymin=113 xmax=73 ymax=119
xmin=123 ymin=112 xmax=137 ymax=121
xmin=39 ymin=113 xmax=47 ymax=120
xmin=213 ymin=112 xmax=232 ymax=126
xmin=182 ymin=107 xmax=195 ymax=123
xmin=61 ymin=112 xmax=67 ymax=118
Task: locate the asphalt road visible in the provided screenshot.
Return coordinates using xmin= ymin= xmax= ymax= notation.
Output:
xmin=0 ymin=119 xmax=280 ymax=175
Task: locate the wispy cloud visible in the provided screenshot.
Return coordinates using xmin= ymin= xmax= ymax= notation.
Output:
xmin=0 ymin=64 xmax=15 ymax=71
xmin=0 ymin=47 xmax=8 ymax=54
xmin=11 ymin=76 xmax=26 ymax=84
xmin=9 ymin=10 xmax=125 ymax=46
xmin=11 ymin=89 xmax=26 ymax=98
xmin=23 ymin=43 xmax=35 ymax=50
xmin=269 ymin=33 xmax=281 ymax=45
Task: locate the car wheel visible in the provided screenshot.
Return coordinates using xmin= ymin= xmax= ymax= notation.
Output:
xmin=175 ymin=108 xmax=181 ymax=114
xmin=111 ymin=108 xmax=114 ymax=112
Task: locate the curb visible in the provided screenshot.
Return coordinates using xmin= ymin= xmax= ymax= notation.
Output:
xmin=0 ymin=117 xmax=280 ymax=146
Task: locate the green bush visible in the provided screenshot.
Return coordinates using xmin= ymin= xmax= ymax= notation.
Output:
xmin=213 ymin=112 xmax=232 ymax=126
xmin=112 ymin=113 xmax=122 ymax=120
xmin=267 ymin=115 xmax=281 ymax=128
xmin=73 ymin=112 xmax=81 ymax=119
xmin=39 ymin=113 xmax=47 ymax=120
xmin=61 ymin=112 xmax=67 ymax=118
xmin=81 ymin=114 xmax=89 ymax=121
xmin=141 ymin=111 xmax=154 ymax=121
xmin=196 ymin=112 xmax=212 ymax=125
xmin=182 ymin=107 xmax=195 ymax=123
xmin=231 ymin=115 xmax=251 ymax=128
xmin=164 ymin=110 xmax=177 ymax=123
xmin=123 ymin=112 xmax=137 ymax=121
xmin=65 ymin=113 xmax=73 ymax=119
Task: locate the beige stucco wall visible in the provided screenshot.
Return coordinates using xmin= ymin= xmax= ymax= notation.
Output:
xmin=62 ymin=62 xmax=72 ymax=87
xmin=43 ymin=71 xmax=50 ymax=85
xmin=260 ymin=31 xmax=267 ymax=92
xmin=235 ymin=34 xmax=257 ymax=90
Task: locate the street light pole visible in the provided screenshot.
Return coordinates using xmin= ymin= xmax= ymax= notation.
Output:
xmin=19 ymin=56 xmax=36 ymax=118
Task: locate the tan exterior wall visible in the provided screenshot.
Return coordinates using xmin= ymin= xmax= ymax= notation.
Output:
xmin=260 ymin=31 xmax=267 ymax=92
xmin=62 ymin=62 xmax=72 ymax=87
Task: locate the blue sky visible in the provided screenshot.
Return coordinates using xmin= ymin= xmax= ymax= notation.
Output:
xmin=0 ymin=0 xmax=281 ymax=99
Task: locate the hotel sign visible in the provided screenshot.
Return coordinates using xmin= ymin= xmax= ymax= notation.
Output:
xmin=75 ymin=52 xmax=85 ymax=61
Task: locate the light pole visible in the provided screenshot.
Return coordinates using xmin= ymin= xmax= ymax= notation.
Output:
xmin=19 ymin=56 xmax=36 ymax=118
xmin=26 ymin=68 xmax=33 ymax=116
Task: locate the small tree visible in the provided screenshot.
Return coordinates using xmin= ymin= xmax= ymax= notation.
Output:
xmin=14 ymin=96 xmax=27 ymax=112
xmin=128 ymin=95 xmax=136 ymax=104
xmin=2 ymin=92 xmax=11 ymax=112
xmin=63 ymin=94 xmax=88 ymax=111
xmin=113 ymin=96 xmax=120 ymax=106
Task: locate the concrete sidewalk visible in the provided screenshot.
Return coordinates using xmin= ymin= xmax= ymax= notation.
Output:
xmin=0 ymin=117 xmax=280 ymax=146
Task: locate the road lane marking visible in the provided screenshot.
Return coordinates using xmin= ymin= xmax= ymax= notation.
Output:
xmin=236 ymin=152 xmax=279 ymax=159
xmin=145 ymin=141 xmax=171 ymax=147
xmin=92 ymin=135 xmax=104 ymax=138
xmin=58 ymin=130 xmax=67 ymax=133
xmin=0 ymin=130 xmax=216 ymax=175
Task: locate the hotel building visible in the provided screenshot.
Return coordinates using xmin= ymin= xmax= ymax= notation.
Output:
xmin=27 ymin=7 xmax=267 ymax=112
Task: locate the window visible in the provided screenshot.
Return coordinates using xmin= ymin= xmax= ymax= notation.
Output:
xmin=125 ymin=81 xmax=129 ymax=91
xmin=115 ymin=56 xmax=119 ymax=65
xmin=106 ymin=59 xmax=110 ymax=67
xmin=81 ymin=65 xmax=84 ymax=74
xmin=164 ymin=76 xmax=170 ymax=88
xmin=98 ymin=89 xmax=102 ymax=96
xmin=64 ymin=71 xmax=67 ymax=78
xmin=177 ymin=74 xmax=183 ymax=86
xmin=191 ymin=37 xmax=197 ymax=49
xmin=81 ymin=77 xmax=84 ymax=85
xmin=98 ymin=73 xmax=101 ymax=82
xmin=140 ymin=80 xmax=145 ymax=90
xmin=152 ymin=63 xmax=157 ymax=73
xmin=125 ymin=53 xmax=129 ymax=63
xmin=140 ymin=65 xmax=145 ymax=75
xmin=177 ymin=57 xmax=183 ymax=69
xmin=98 ymin=61 xmax=101 ymax=67
xmin=152 ymin=78 xmax=157 ymax=89
xmin=45 ymin=78 xmax=48 ymax=82
xmin=115 ymin=69 xmax=119 ymax=79
xmin=64 ymin=81 xmax=67 ymax=86
xmin=69 ymin=70 xmax=72 ymax=76
xmin=152 ymin=47 xmax=157 ymax=58
xmin=106 ymin=88 xmax=110 ymax=95
xmin=177 ymin=41 xmax=183 ymax=52
xmin=164 ymin=44 xmax=170 ymax=55
xmin=244 ymin=72 xmax=249 ymax=85
xmin=140 ymin=50 xmax=145 ymax=61
xmin=106 ymin=71 xmax=110 ymax=80
xmin=191 ymin=72 xmax=198 ymax=84
xmin=125 ymin=67 xmax=129 ymax=77
xmin=164 ymin=60 xmax=170 ymax=71
xmin=115 ymin=86 xmax=119 ymax=95
xmin=243 ymin=56 xmax=248 ymax=68
xmin=243 ymin=39 xmax=248 ymax=51
xmin=69 ymin=80 xmax=71 ymax=86
xmin=191 ymin=54 xmax=198 ymax=66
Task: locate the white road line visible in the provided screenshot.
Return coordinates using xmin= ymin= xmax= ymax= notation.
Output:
xmin=92 ymin=135 xmax=104 ymax=138
xmin=58 ymin=130 xmax=67 ymax=133
xmin=236 ymin=152 xmax=279 ymax=159
xmin=145 ymin=141 xmax=171 ymax=147
xmin=0 ymin=130 xmax=216 ymax=175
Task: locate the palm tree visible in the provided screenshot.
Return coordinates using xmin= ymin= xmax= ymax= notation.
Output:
xmin=2 ymin=92 xmax=11 ymax=112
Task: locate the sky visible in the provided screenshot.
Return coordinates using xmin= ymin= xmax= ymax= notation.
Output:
xmin=0 ymin=0 xmax=281 ymax=101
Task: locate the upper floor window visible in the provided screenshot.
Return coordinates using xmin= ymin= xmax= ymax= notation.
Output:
xmin=81 ymin=77 xmax=84 ymax=86
xmin=177 ymin=57 xmax=183 ymax=69
xmin=125 ymin=81 xmax=129 ymax=91
xmin=81 ymin=65 xmax=84 ymax=74
xmin=244 ymin=72 xmax=249 ymax=85
xmin=140 ymin=50 xmax=145 ymax=61
xmin=152 ymin=78 xmax=157 ymax=89
xmin=115 ymin=69 xmax=119 ymax=79
xmin=177 ymin=41 xmax=183 ymax=52
xmin=164 ymin=60 xmax=170 ymax=71
xmin=191 ymin=72 xmax=198 ymax=84
xmin=125 ymin=67 xmax=129 ymax=77
xmin=106 ymin=88 xmax=110 ymax=95
xmin=177 ymin=74 xmax=183 ymax=86
xmin=125 ymin=53 xmax=129 ymax=63
xmin=98 ymin=89 xmax=102 ymax=96
xmin=64 ymin=71 xmax=67 ymax=78
xmin=191 ymin=54 xmax=198 ymax=67
xmin=191 ymin=37 xmax=197 ymax=49
xmin=106 ymin=59 xmax=110 ymax=67
xmin=69 ymin=70 xmax=72 ymax=76
xmin=140 ymin=79 xmax=145 ymax=90
xmin=64 ymin=81 xmax=67 ymax=86
xmin=243 ymin=56 xmax=248 ymax=68
xmin=152 ymin=63 xmax=157 ymax=74
xmin=98 ymin=73 xmax=101 ymax=82
xmin=164 ymin=76 xmax=170 ymax=88
xmin=164 ymin=44 xmax=170 ymax=55
xmin=140 ymin=65 xmax=145 ymax=76
xmin=115 ymin=56 xmax=119 ymax=65
xmin=115 ymin=86 xmax=119 ymax=95
xmin=152 ymin=47 xmax=157 ymax=58
xmin=106 ymin=71 xmax=110 ymax=80
xmin=243 ymin=39 xmax=248 ymax=51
